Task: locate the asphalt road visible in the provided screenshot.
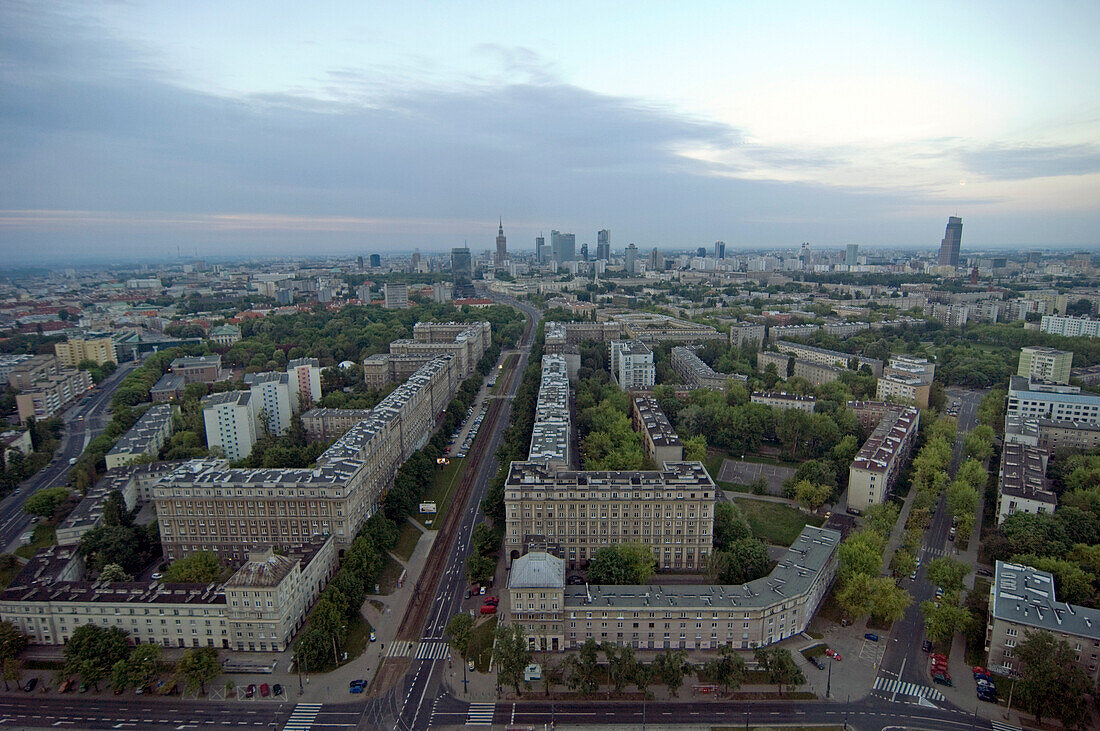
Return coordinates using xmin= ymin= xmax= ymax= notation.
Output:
xmin=0 ymin=359 xmax=139 ymax=550
xmin=878 ymin=387 xmax=986 ymax=692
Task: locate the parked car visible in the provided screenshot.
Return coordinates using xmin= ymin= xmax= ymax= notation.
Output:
xmin=272 ymin=684 xmax=283 ymax=697
xmin=863 ymin=633 xmax=879 ymax=642
xmin=972 ymin=666 xmax=990 ymax=676
xmin=349 ymin=680 xmax=365 ymax=694
xmin=930 ymin=652 xmax=947 ymax=663
xmin=932 ymin=673 xmax=952 ymax=686
xmin=468 ymin=659 xmax=475 ymax=672
xmin=259 ymin=683 xmax=270 ymax=698
xmin=921 ymin=640 xmax=933 ymax=652
xmin=369 ymin=631 xmax=376 ymax=642
xmin=479 ymin=603 xmax=497 ymax=614
xmin=479 ymin=586 xmax=487 ymax=595
xmin=977 ymin=690 xmax=998 ymax=703
xmin=977 ymin=567 xmax=993 ymax=577
xmin=809 ymin=656 xmax=825 ymax=670
xmin=824 ymin=649 xmax=841 ymax=661
xmin=151 ymin=573 xmax=163 ymax=580
xmin=23 ymin=678 xmax=37 ymax=692
xmin=245 ymin=684 xmax=256 ymax=698
xmin=566 ymin=575 xmax=585 ymax=585
xmin=484 ymin=596 xmax=499 ymax=605
xmin=935 ymin=587 xmax=944 ymax=598
xmin=58 ymin=678 xmax=74 ymax=694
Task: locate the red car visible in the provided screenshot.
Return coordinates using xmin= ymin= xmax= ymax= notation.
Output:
xmin=824 ymin=649 xmax=842 ymax=661
xmin=930 ymin=652 xmax=947 ymax=662
xmin=259 ymin=683 xmax=270 ymax=698
xmin=972 ymin=666 xmax=989 ymax=676
xmin=479 ymin=604 xmax=497 ymax=614
xmin=484 ymin=596 xmax=499 ymax=605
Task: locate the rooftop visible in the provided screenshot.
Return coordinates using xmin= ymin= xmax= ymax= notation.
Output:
xmin=509 ymin=551 xmax=565 ymax=589
xmin=991 ymin=561 xmax=1100 ymax=639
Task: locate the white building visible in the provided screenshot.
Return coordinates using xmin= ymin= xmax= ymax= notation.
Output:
xmin=244 ymin=372 xmax=294 ymax=437
xmin=383 ymin=283 xmax=409 ymax=309
xmin=996 ymin=443 xmax=1057 ymax=524
xmin=1039 ymin=315 xmax=1100 ymax=338
xmin=1017 ymin=346 xmax=1073 ymax=384
xmin=609 ymin=339 xmax=656 ymax=390
xmin=202 ymin=391 xmax=258 ymax=461
xmin=1007 ymin=376 xmax=1100 ymax=425
xmin=287 ymin=358 xmax=322 ymax=411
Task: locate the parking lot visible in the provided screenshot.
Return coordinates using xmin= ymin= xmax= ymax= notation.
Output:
xmin=717 ymin=458 xmax=795 ymax=496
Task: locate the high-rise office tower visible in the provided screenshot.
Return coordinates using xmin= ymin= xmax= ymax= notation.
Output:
xmin=495 ymin=218 xmax=507 ymax=268
xmin=451 ymin=246 xmax=474 ymax=297
xmin=799 ymin=242 xmax=811 ymax=269
xmin=369 ymin=254 xmax=381 ymax=268
xmin=580 ymin=243 xmax=589 ymax=261
xmin=937 ymin=216 xmax=963 ymax=267
xmin=696 ymin=247 xmax=706 ymax=258
xmin=535 ymin=234 xmax=546 ymax=264
xmin=648 ymin=248 xmax=662 ymax=271
xmin=411 ymin=249 xmax=421 ymax=272
xmin=715 ymin=241 xmax=725 ymax=259
xmin=596 ymin=229 xmax=611 ymax=261
xmin=845 ymin=244 xmax=859 ymax=266
xmin=625 ymin=243 xmax=638 ymax=274
xmin=356 ymin=256 xmax=364 ymax=271
xmin=550 ymin=230 xmax=575 ymax=263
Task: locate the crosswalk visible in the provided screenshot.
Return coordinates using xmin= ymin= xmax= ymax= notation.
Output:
xmin=415 ymin=639 xmax=450 ymax=660
xmin=990 ymin=723 xmax=1022 ymax=731
xmin=384 ymin=640 xmax=415 ymax=657
xmin=466 ymin=702 xmax=495 ymax=726
xmin=283 ymin=703 xmax=323 ymax=731
xmin=872 ymin=676 xmax=945 ymax=702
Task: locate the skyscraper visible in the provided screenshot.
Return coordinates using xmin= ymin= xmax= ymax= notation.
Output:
xmin=580 ymin=243 xmax=589 ymax=261
xmin=625 ymin=243 xmax=638 ymax=274
xmin=648 ymin=248 xmax=662 ymax=271
xmin=937 ymin=216 xmax=963 ymax=267
xmin=495 ymin=218 xmax=507 ymax=268
xmin=535 ymin=234 xmax=546 ymax=264
xmin=356 ymin=256 xmax=364 ymax=271
xmin=451 ymin=246 xmax=473 ymax=297
xmin=845 ymin=244 xmax=859 ymax=266
xmin=596 ymin=229 xmax=611 ymax=261
xmin=411 ymin=249 xmax=421 ymax=272
xmin=696 ymin=247 xmax=706 ymax=257
xmin=714 ymin=241 xmax=725 ymax=259
xmin=369 ymin=254 xmax=381 ymax=268
xmin=550 ymin=230 xmax=575 ymax=263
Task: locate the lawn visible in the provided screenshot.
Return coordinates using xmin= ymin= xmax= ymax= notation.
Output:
xmin=343 ymin=614 xmax=374 ymax=665
xmin=393 ymin=520 xmax=422 ymax=561
xmin=15 ymin=523 xmax=56 ymax=560
xmin=733 ymin=498 xmax=824 ymax=546
xmin=375 ymin=554 xmax=406 ymax=595
xmin=468 ymin=615 xmax=498 ymax=672
xmin=718 ymin=480 xmax=757 ymax=495
xmin=413 ymin=457 xmax=466 ymax=528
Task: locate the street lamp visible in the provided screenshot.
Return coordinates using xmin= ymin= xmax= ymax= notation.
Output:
xmin=826 ymin=655 xmax=832 ymax=699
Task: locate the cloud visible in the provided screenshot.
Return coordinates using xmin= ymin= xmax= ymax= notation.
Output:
xmin=959 ymin=143 xmax=1100 ymax=180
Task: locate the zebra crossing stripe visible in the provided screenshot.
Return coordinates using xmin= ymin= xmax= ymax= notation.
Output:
xmin=415 ymin=640 xmax=450 ymax=660
xmin=990 ymin=723 xmax=1022 ymax=731
xmin=872 ymin=676 xmax=945 ymax=701
xmin=283 ymin=703 xmax=323 ymax=731
xmin=466 ymin=702 xmax=495 ymax=725
xmin=385 ymin=640 xmax=415 ymax=657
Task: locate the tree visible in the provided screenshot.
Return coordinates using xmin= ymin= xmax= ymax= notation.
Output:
xmin=890 ymin=550 xmax=917 ymax=579
xmin=0 ymin=657 xmax=22 ymax=691
xmin=682 ymin=434 xmax=707 ymax=462
xmin=98 ymin=563 xmax=133 ymax=582
xmin=794 ymin=480 xmax=832 ymax=511
xmin=653 ymin=649 xmax=690 ymax=697
xmin=714 ymin=538 xmax=771 ymax=584
xmin=862 ymin=502 xmax=900 ymax=538
xmin=178 ymin=646 xmax=221 ymax=695
xmin=564 ymin=640 xmax=601 ymax=696
xmin=754 ymin=646 xmax=805 ymax=696
xmin=837 ymin=531 xmax=884 ymax=579
xmin=63 ymin=625 xmax=131 ymax=690
xmin=586 ymin=543 xmax=656 ymax=585
xmin=712 ymin=502 xmax=752 ymax=550
xmin=603 ymin=643 xmax=637 ymax=693
xmin=0 ymin=622 xmax=28 ymax=663
xmin=444 ymin=613 xmax=474 ymax=660
xmin=868 ymin=576 xmax=912 ymax=623
xmin=471 ymin=523 xmax=498 ymax=557
xmin=163 ymin=551 xmax=224 ymax=583
xmin=835 ymin=571 xmax=876 ymax=619
xmin=702 ymin=644 xmax=746 ymax=694
xmin=925 ymin=557 xmax=970 ymax=594
xmin=21 ymin=487 xmax=70 ymax=519
xmin=920 ymin=601 xmax=971 ymax=644
xmin=1016 ymin=630 xmax=1093 ymax=729
xmin=465 ymin=554 xmax=496 ymax=585
xmin=492 ymin=623 xmax=532 ymax=695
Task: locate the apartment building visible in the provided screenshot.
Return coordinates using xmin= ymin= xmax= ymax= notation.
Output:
xmin=55 ymin=337 xmax=117 ymax=367
xmin=105 ymin=404 xmax=177 ymax=470
xmin=986 ymin=561 xmax=1100 ymax=685
xmin=382 ymin=283 xmax=409 ymax=309
xmin=1036 ymin=419 xmax=1100 ymax=453
xmin=1007 ymin=376 xmax=1100 ymax=425
xmin=1039 ymin=315 xmax=1100 ymax=338
xmin=7 ymin=354 xmax=60 ymax=390
xmin=672 ymin=345 xmax=746 ymax=390
xmin=822 ymin=321 xmax=871 ymax=338
xmin=751 ymin=391 xmax=816 ymax=413
xmin=300 ymin=408 xmax=372 ymax=441
xmin=757 ymin=350 xmax=842 ymax=386
xmin=150 ymin=372 xmax=187 ymax=402
xmin=876 ymin=355 xmax=935 ymax=408
xmin=543 ymin=321 xmax=625 ymax=354
xmin=768 ymin=323 xmax=819 ymax=341
xmin=996 ymin=443 xmax=1056 ymax=524
xmin=0 ymin=539 xmax=335 ymax=653
xmin=503 ymin=460 xmax=716 ymax=571
xmin=609 ymin=340 xmax=656 ymax=390
xmin=1017 ymin=346 xmax=1073 ymax=384
xmin=170 ymin=355 xmax=223 ymax=384
xmin=631 ymin=396 xmax=683 ymax=466
xmin=773 ymin=341 xmax=883 ymax=377
xmin=57 ymin=462 xmax=191 ymax=545
xmin=158 ymin=355 xmax=458 ymax=562
xmin=244 ymin=372 xmax=294 ymax=437
xmin=528 ymin=355 xmax=571 ymax=470
xmin=15 ymin=369 xmax=93 ymax=422
xmin=287 ymin=357 xmax=322 ymax=410
xmin=202 ymin=391 xmax=258 ymax=461
xmin=384 ymin=322 xmax=491 ymax=383
xmin=847 ymin=404 xmax=920 ymax=511
xmin=0 ymin=354 xmax=34 ymax=384
xmin=612 ymin=313 xmax=724 ymax=343
xmin=924 ymin=302 xmax=970 ymax=328
xmin=729 ymin=321 xmax=765 ymax=348
xmin=509 ymin=526 xmax=840 ymax=652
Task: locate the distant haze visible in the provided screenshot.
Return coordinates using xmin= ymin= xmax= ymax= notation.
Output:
xmin=2 ymin=2 xmax=1099 ymax=263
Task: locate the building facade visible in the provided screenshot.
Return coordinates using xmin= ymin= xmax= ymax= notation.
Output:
xmin=382 ymin=283 xmax=409 ymax=310
xmin=847 ymin=404 xmax=920 ymax=511
xmin=1007 ymin=376 xmax=1100 ymax=425
xmin=631 ymin=396 xmax=683 ymax=466
xmin=609 ymin=340 xmax=656 ymax=390
xmin=170 ymin=355 xmax=223 ymax=384
xmin=202 ymin=391 xmax=258 ymax=461
xmin=751 ymin=391 xmax=816 ymax=413
xmin=1017 ymin=346 xmax=1073 ymax=384
xmin=1039 ymin=315 xmax=1100 ymax=338
xmin=300 ymin=408 xmax=373 ymax=442
xmin=996 ymin=443 xmax=1056 ymax=524
xmin=673 ymin=345 xmax=746 ymax=390
xmin=729 ymin=322 xmax=765 ymax=348
xmin=105 ymin=404 xmax=177 ymax=470
xmin=15 ymin=369 xmax=93 ymax=421
xmin=55 ymin=337 xmax=117 ymax=367
xmin=287 ymin=357 xmax=322 ymax=410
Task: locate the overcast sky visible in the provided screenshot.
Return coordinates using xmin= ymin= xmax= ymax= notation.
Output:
xmin=2 ymin=1 xmax=1099 ymax=263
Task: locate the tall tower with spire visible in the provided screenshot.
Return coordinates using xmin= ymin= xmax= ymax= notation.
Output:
xmin=495 ymin=218 xmax=507 ymax=268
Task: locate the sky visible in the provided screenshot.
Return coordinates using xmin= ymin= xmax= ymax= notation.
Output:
xmin=1 ymin=1 xmax=1099 ymax=263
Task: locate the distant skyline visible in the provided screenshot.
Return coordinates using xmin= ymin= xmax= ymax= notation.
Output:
xmin=2 ymin=1 xmax=1099 ymax=263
